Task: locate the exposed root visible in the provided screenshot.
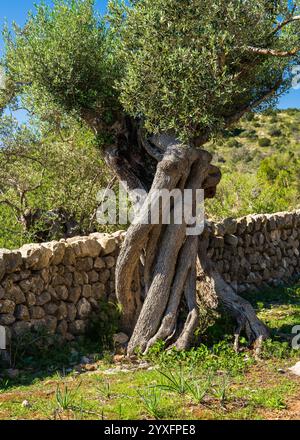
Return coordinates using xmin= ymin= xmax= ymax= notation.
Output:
xmin=144 ymin=236 xmax=198 ymax=353
xmin=253 ymin=335 xmax=264 ymax=360
xmin=233 ymin=321 xmax=245 ymax=352
xmin=198 ymin=231 xmax=269 ymax=347
xmin=127 ymin=221 xmax=188 ymax=354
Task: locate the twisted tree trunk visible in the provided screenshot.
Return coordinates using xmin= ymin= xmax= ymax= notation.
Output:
xmin=111 ymin=131 xmax=269 ymax=355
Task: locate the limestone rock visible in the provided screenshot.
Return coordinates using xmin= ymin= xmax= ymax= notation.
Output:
xmin=82 ymin=285 xmax=92 ymax=298
xmin=223 ymin=218 xmax=237 ymax=235
xmin=289 ymin=362 xmax=300 ymax=376
xmin=77 ymin=298 xmax=92 ymax=319
xmin=44 ymin=316 xmax=57 ymax=334
xmin=67 ymin=303 xmax=77 ymax=322
xmin=67 ymin=237 xmax=102 ymax=258
xmin=30 ymin=306 xmax=45 ymax=320
xmin=44 ymin=241 xmax=65 ymax=265
xmin=68 ymin=287 xmax=81 ymax=304
xmin=0 ymin=299 xmax=15 ymax=314
xmin=44 ymin=302 xmax=58 ymax=315
xmin=12 ymin=321 xmax=31 ymax=336
xmin=26 ymin=292 xmax=36 ymax=307
xmin=0 ymin=314 xmax=16 ymax=325
xmin=87 ymin=270 xmax=99 ymax=283
xmin=94 ymin=235 xmax=116 ymax=256
xmin=104 ymin=256 xmax=116 ymax=269
xmin=57 ymin=319 xmax=68 ymax=336
xmin=36 ymin=291 xmax=51 ymax=306
xmin=113 ymin=333 xmax=129 ymax=345
xmin=20 ymin=244 xmax=53 ymax=270
xmin=94 ymin=257 xmax=105 ymax=270
xmin=68 ymin=320 xmax=86 ymax=335
xmin=225 ymin=234 xmax=239 ymax=247
xmin=63 ymin=247 xmax=76 ymax=266
xmin=99 ymin=269 xmax=110 ymax=284
xmin=15 ymin=304 xmax=30 ymax=321
xmin=0 ymin=250 xmax=22 ymax=273
xmin=55 ymin=285 xmax=69 ymax=301
xmin=56 ymin=302 xmax=68 ymax=320
xmin=91 ymin=283 xmax=106 ymax=300
xmin=75 ymin=257 xmax=93 ymax=272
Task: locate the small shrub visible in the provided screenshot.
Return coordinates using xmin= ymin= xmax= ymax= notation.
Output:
xmin=268 ymin=128 xmax=282 ymax=137
xmin=284 ymin=108 xmax=300 ymax=116
xmin=264 ymin=397 xmax=287 ymax=410
xmin=231 ymin=147 xmax=254 ymax=163
xmin=263 ymin=108 xmax=278 ymax=117
xmin=241 ymin=129 xmax=258 ymax=139
xmin=227 ymin=139 xmax=242 ymax=148
xmin=258 ymin=137 xmax=271 ymax=147
xmin=269 ymin=116 xmax=278 ymax=124
xmin=224 ymin=128 xmax=245 ymax=137
xmin=8 ymin=327 xmax=62 ymax=370
xmin=244 ymin=112 xmax=255 ymax=121
xmin=145 ymin=340 xmax=248 ymax=376
xmin=0 ymin=378 xmax=10 ymax=393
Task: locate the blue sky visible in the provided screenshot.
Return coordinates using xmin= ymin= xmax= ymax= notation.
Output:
xmin=1 ymin=0 xmax=299 ymax=122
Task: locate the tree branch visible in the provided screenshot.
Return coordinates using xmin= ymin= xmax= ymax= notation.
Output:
xmin=245 ymin=46 xmax=300 ymax=57
xmin=0 ymin=198 xmax=21 ymax=213
xmin=272 ymin=13 xmax=300 ymax=35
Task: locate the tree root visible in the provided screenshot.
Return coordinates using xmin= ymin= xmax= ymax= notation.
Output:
xmin=197 ymin=231 xmax=269 ymax=349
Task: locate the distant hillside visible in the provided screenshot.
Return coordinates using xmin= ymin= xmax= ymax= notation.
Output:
xmin=206 ymin=109 xmax=300 ymax=220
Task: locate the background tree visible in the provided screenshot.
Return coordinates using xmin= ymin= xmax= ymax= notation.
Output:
xmin=1 ymin=0 xmax=300 ymax=354
xmin=0 ymin=114 xmax=111 ymax=247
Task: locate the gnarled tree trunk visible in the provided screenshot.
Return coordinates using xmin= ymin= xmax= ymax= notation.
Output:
xmin=105 ymin=126 xmax=269 ymax=355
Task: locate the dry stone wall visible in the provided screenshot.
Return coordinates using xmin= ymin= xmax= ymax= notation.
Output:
xmin=0 ymin=231 xmax=125 ymax=343
xmin=207 ymin=210 xmax=300 ymax=293
xmin=0 ymin=210 xmax=299 ymax=342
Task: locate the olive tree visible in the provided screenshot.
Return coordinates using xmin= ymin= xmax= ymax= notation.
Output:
xmin=2 ymin=0 xmax=300 ymax=354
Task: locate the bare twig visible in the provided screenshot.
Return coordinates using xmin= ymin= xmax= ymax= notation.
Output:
xmin=272 ymin=13 xmax=300 ymax=35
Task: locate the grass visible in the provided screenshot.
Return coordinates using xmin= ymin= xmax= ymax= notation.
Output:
xmin=1 ymin=283 xmax=300 ymax=420
xmin=137 ymin=388 xmax=163 ymax=420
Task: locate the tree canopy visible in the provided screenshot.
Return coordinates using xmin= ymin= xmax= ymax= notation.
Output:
xmin=112 ymin=0 xmax=300 ymax=139
xmin=1 ymin=0 xmax=300 ymax=143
